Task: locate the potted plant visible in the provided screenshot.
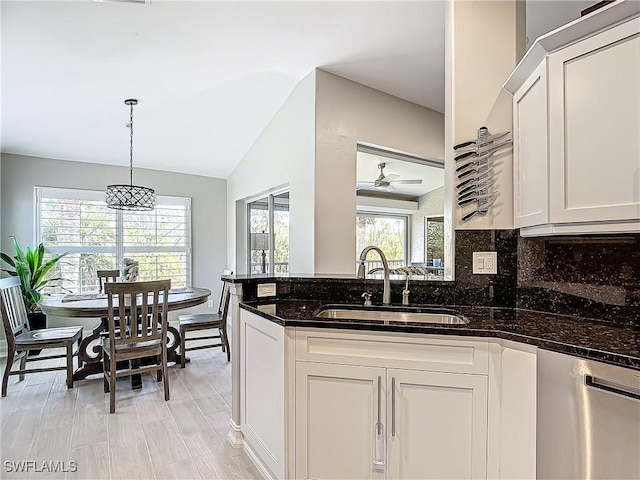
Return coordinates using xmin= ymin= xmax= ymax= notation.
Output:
xmin=1 ymin=236 xmax=68 ymax=343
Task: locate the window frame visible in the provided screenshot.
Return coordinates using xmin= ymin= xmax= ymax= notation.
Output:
xmin=34 ymin=186 xmax=192 ymax=290
xmin=355 ymin=210 xmax=410 ymax=267
xmin=245 ymin=188 xmax=290 ymax=275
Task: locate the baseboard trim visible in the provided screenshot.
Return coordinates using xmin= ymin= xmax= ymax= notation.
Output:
xmin=227 ymin=418 xmax=244 ymax=448
xmin=243 ymin=439 xmax=274 ymax=480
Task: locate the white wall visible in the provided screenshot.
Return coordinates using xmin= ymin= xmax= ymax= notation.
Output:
xmin=226 ymin=71 xmax=316 ymax=274
xmin=314 ymin=70 xmax=445 ymax=274
xmin=411 ymin=186 xmax=445 ymax=263
xmin=526 ymin=1 xmax=596 ymax=49
xmin=447 ymin=0 xmax=525 ymax=230
xmin=0 ymin=153 xmax=227 ymax=331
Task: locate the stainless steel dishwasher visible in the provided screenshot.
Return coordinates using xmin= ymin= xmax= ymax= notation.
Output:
xmin=537 ymin=349 xmax=640 ymax=479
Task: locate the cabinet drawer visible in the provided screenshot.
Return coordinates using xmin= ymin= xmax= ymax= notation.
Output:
xmin=295 ymin=328 xmax=488 ymax=375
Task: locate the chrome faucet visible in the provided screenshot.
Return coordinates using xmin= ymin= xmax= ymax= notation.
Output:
xmin=402 ymin=277 xmax=410 ymax=306
xmin=357 ymin=246 xmax=391 ymax=305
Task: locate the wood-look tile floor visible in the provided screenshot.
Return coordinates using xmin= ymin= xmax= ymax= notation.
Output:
xmin=0 ymin=346 xmax=262 ymax=480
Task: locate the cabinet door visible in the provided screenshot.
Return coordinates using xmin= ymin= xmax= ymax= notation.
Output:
xmin=387 ymin=369 xmax=488 ymax=480
xmin=295 ymin=362 xmax=386 ymax=480
xmin=548 ymin=18 xmax=640 ymax=224
xmin=513 ymin=61 xmax=549 ymax=228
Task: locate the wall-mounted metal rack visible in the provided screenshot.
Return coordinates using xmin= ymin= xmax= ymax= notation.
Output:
xmin=454 ymin=126 xmax=512 ymax=222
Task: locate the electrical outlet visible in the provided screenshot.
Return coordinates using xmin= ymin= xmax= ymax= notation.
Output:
xmin=207 ymin=300 xmax=214 ymax=308
xmin=257 ymin=283 xmax=277 ymax=297
xmin=473 ymin=252 xmax=497 ymax=274
xmin=257 ymin=304 xmax=276 ymax=315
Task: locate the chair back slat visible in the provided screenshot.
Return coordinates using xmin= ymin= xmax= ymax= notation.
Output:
xmin=219 ymin=282 xmax=232 ymax=321
xmin=0 ymin=277 xmax=29 ymax=342
xmin=105 ymin=280 xmax=171 ymax=346
xmin=218 ymin=270 xmax=233 ymax=315
xmin=97 ymin=269 xmax=120 ymax=293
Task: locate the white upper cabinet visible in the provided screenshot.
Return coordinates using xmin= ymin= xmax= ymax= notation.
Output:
xmin=548 ymin=18 xmax=640 ymax=224
xmin=513 ymin=61 xmax=549 ymax=228
xmin=505 ymin=1 xmax=640 ymax=236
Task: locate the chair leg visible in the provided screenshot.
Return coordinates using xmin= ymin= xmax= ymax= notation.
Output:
xmin=180 ymin=326 xmax=186 ymax=368
xmin=162 ymin=353 xmax=170 ymax=402
xmin=109 ymin=356 xmax=117 ymax=414
xmin=2 ymin=347 xmax=15 ymax=397
xmin=66 ymin=342 xmax=74 ymax=389
xmin=18 ymin=353 xmax=27 ymax=381
xmin=221 ymin=327 xmax=231 ymax=362
xmin=156 ymin=355 xmax=162 ymax=382
xmin=103 ymin=354 xmax=109 ymax=394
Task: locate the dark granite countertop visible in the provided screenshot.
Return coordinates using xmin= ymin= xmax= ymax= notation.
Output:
xmin=240 ymin=299 xmax=640 ymax=371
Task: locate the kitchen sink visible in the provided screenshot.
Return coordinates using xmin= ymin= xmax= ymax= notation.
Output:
xmin=313 ymin=305 xmax=469 ymax=324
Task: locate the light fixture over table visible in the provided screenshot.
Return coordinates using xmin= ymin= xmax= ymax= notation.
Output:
xmin=106 ymin=99 xmax=155 ymax=210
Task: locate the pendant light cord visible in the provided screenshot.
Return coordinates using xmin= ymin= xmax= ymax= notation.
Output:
xmin=128 ymin=102 xmax=134 ymax=187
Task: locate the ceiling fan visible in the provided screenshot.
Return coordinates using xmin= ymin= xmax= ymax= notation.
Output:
xmin=357 ymin=162 xmax=423 ymax=192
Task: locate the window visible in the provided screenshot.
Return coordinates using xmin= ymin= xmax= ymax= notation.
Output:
xmin=356 ymin=212 xmax=408 ymax=272
xmin=425 ymin=216 xmax=444 ymax=268
xmin=36 ymin=187 xmax=191 ymax=293
xmin=247 ymin=192 xmax=289 ymax=274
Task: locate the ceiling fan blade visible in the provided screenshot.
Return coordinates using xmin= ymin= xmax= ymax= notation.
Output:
xmin=384 ymin=173 xmax=399 ymax=181
xmin=385 ymin=183 xmax=397 ymax=192
xmin=392 ymin=179 xmax=423 ymax=185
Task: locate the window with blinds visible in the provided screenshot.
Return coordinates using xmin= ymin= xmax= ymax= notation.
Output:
xmin=35 ymin=187 xmax=191 ymax=293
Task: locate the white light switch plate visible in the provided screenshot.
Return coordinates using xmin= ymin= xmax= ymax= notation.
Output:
xmin=257 ymin=283 xmax=277 ymax=297
xmin=473 ymin=252 xmax=497 ymax=274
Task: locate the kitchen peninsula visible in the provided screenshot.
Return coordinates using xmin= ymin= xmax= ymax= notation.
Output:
xmin=223 ymin=269 xmax=639 ymax=480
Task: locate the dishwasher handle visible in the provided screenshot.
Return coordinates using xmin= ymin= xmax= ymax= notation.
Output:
xmin=585 ymin=375 xmax=640 ymax=401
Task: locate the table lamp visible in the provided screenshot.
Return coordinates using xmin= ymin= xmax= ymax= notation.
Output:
xmin=250 ymin=231 xmax=269 ymax=273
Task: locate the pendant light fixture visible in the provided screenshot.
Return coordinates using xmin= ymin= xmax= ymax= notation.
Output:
xmin=106 ymin=99 xmax=155 ymax=210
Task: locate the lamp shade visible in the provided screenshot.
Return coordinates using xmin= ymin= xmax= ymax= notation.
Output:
xmin=250 ymin=232 xmax=269 ymax=250
xmin=106 ymin=184 xmax=155 ymax=210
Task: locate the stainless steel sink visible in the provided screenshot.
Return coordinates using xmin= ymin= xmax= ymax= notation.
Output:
xmin=313 ymin=306 xmax=468 ymax=324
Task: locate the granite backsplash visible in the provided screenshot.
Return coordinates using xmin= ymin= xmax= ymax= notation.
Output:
xmin=516 ymin=233 xmax=639 ymax=326
xmin=237 ymin=230 xmax=639 ymax=327
xmin=454 ymin=230 xmax=639 ymax=325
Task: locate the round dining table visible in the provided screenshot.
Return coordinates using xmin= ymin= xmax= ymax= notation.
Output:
xmin=39 ymin=287 xmax=211 ymax=387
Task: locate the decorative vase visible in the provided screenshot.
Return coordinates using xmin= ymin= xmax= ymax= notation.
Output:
xmin=27 ymin=312 xmax=47 ymax=356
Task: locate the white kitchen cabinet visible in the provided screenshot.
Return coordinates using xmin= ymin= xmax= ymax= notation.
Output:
xmin=238 ymin=315 xmax=536 ymax=480
xmin=387 ymin=369 xmax=488 ymax=480
xmin=505 ymin=3 xmax=640 ymax=236
xmin=295 ymin=362 xmax=386 ymax=480
xmin=548 ymin=18 xmax=640 ymax=225
xmin=513 ymin=61 xmax=549 ymax=228
xmin=294 ymin=329 xmax=489 ymax=480
xmin=239 ymin=309 xmax=288 ymax=479
xmin=295 ymin=363 xmax=488 ymax=480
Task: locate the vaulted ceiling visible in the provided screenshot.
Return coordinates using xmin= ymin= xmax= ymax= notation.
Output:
xmin=1 ymin=1 xmax=446 ymax=178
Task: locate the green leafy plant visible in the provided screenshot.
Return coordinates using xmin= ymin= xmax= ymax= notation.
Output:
xmin=0 ymin=236 xmax=68 ymax=313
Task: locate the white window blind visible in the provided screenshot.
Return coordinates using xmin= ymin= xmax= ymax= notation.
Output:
xmin=35 ymin=187 xmax=191 ymax=293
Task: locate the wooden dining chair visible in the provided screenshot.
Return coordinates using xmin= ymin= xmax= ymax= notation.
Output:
xmin=97 ymin=269 xmax=120 ymax=293
xmin=102 ymin=279 xmax=171 ymax=413
xmin=178 ymin=271 xmax=233 ymax=367
xmin=0 ymin=277 xmax=83 ymax=397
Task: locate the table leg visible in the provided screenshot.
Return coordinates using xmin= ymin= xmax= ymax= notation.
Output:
xmin=167 ymin=325 xmax=189 ymax=365
xmin=74 ymin=320 xmax=189 ymax=385
xmin=130 ymin=359 xmax=142 ymax=390
xmin=73 ymin=318 xmax=107 ymax=382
